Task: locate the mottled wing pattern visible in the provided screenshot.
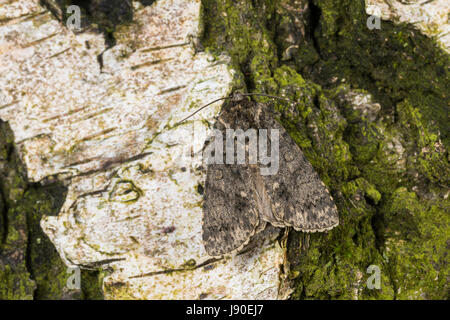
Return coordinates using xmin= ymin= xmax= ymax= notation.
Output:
xmin=257 ymin=104 xmax=339 ymax=232
xmin=202 ymin=100 xmax=261 ymax=257
xmin=202 ymin=98 xmax=339 ymax=257
xmin=203 ymin=164 xmax=260 ymax=257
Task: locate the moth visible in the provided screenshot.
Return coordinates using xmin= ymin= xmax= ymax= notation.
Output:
xmin=187 ymin=93 xmax=339 ymax=257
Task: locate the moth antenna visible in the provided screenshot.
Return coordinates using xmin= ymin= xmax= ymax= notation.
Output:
xmin=175 ymin=96 xmax=232 ymax=126
xmin=175 ymin=92 xmax=298 ymax=126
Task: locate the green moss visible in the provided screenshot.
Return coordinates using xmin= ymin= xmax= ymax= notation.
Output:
xmin=0 ymin=265 xmax=35 ymax=300
xmin=201 ymin=0 xmax=449 ymax=299
xmin=305 ymin=0 xmax=450 ymax=147
xmin=396 ymin=100 xmax=449 ymax=186
xmin=0 ymin=120 xmax=104 ymax=300
xmin=0 ymin=121 xmax=35 ymax=300
xmin=81 ymin=270 xmax=105 ymax=300
xmin=104 ymin=280 xmax=136 ymax=299
xmin=380 ymin=188 xmax=449 ymax=299
xmin=202 ymin=0 xmax=279 ymax=93
xmin=16 ymin=185 xmax=76 ymax=300
xmin=0 ymin=194 xmax=3 ymax=246
xmin=355 ymin=178 xmax=382 ymax=204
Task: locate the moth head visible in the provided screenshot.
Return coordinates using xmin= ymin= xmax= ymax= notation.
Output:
xmin=175 ymin=91 xmax=298 ymax=126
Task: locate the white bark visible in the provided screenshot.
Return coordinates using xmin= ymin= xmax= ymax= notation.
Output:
xmin=0 ymin=0 xmax=289 ymax=299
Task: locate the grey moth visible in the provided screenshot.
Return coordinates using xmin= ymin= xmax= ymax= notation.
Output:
xmin=200 ymin=94 xmax=339 ymax=257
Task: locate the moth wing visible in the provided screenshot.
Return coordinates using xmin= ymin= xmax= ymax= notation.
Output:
xmin=202 ymin=101 xmax=261 ymax=257
xmin=202 ymin=163 xmax=260 ymax=257
xmin=258 ymin=107 xmax=339 ymax=232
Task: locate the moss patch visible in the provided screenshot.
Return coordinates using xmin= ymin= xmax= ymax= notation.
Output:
xmin=0 ymin=120 xmax=104 ymax=300
xmin=201 ymin=0 xmax=449 ymax=299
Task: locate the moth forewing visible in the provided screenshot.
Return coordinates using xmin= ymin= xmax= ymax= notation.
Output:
xmin=202 ymin=97 xmax=339 ymax=257
xmin=258 ymin=128 xmax=280 ymax=176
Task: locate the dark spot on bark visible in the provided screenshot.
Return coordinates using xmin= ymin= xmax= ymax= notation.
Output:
xmin=196 ymin=183 xmax=204 ymax=195
xmin=161 ymin=226 xmax=176 ymax=234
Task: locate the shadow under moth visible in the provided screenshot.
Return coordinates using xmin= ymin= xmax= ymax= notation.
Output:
xmin=188 ymin=93 xmax=339 ymax=257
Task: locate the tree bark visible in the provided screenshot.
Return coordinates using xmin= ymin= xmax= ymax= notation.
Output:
xmin=0 ymin=0 xmax=448 ymax=299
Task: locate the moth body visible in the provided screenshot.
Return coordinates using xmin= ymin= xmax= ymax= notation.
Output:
xmin=202 ymin=96 xmax=339 ymax=257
